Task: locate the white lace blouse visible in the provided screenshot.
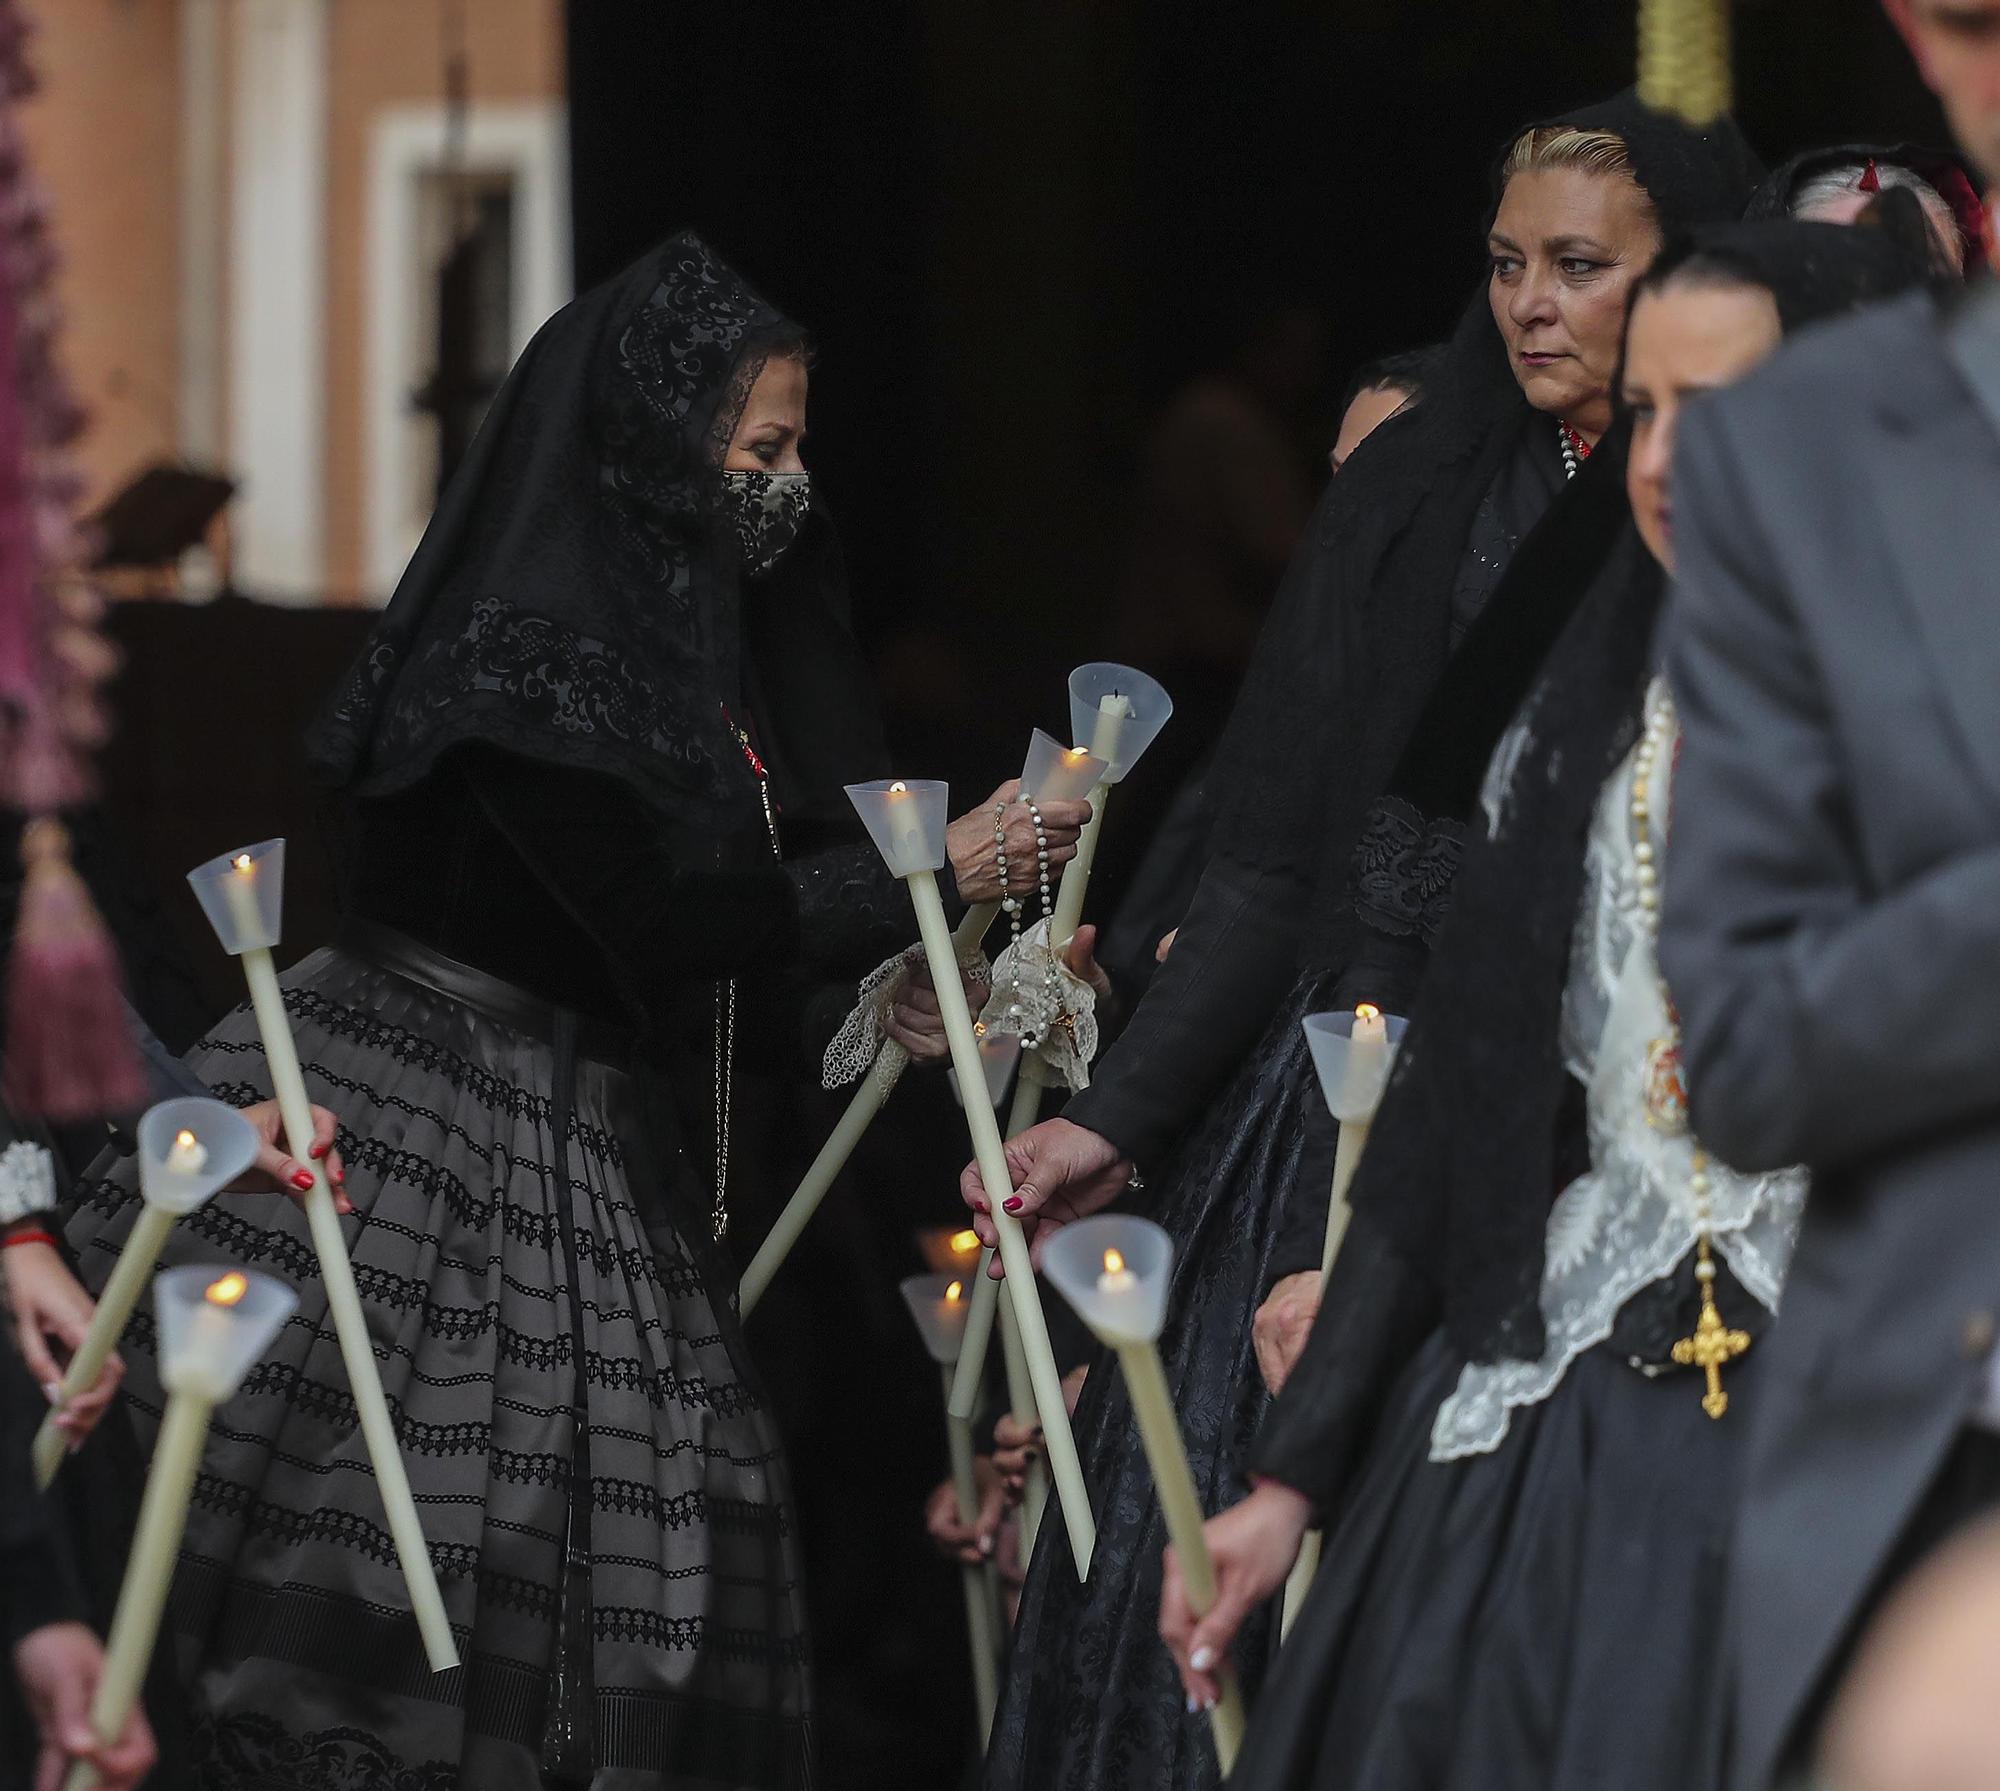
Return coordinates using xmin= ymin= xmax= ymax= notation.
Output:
xmin=1428 ymin=677 xmax=1808 ymax=1462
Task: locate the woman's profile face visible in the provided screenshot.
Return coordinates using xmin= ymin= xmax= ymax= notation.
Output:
xmin=1621 ymin=280 xmax=1783 ymax=572
xmin=1488 ymin=167 xmax=1664 ymax=441
xmin=724 ymin=355 xmax=808 ymax=474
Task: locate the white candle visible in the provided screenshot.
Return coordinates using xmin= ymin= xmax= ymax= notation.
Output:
xmin=32 ymin=1205 xmax=176 ymax=1490
xmin=906 ymin=864 xmax=1097 ymax=1580
xmin=886 ymin=781 xmax=925 ymax=873
xmin=1342 ymin=1003 xmax=1389 ymax=1112
xmin=65 ymin=1269 xmax=250 ymax=1791
xmin=222 ymin=853 xmax=265 ymax=948
xmin=165 ymin=1128 xmax=208 ymax=1176
xmin=1281 ymin=1004 xmax=1393 ymax=1639
xmin=63 ymin=1389 xmax=210 ymax=1791
xmin=1094 ymin=1247 xmax=1149 ymax=1342
xmin=935 ymin=1278 xmax=971 ymax=1356
xmin=1114 ymin=1337 xmax=1246 ymax=1772
xmin=945 ymin=1248 xmax=1002 ymax=1422
xmin=231 ymin=931 xmax=459 ymax=1670
xmin=943 ymin=1379 xmax=1002 ymax=1743
xmin=995 ymin=1285 xmax=1048 ymax=1551
xmin=741 ymin=902 xmax=998 ymax=1318
xmin=1048 ymin=695 xmax=1131 ymax=952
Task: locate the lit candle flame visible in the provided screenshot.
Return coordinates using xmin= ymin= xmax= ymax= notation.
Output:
xmin=1103 ymin=1248 xmax=1126 ymax=1276
xmin=889 ymin=781 xmax=908 ymax=794
xmin=231 ymin=853 xmax=253 ymax=873
xmin=1355 ymin=1002 xmax=1381 ymax=1022
xmin=945 ymin=1280 xmax=964 ymax=1304
xmin=950 ymin=1228 xmax=980 ymax=1255
xmin=1065 ymin=746 xmax=1087 ymax=760
xmin=205 ymin=1271 xmax=250 ymax=1308
xmin=175 ymin=1129 xmax=198 ymax=1151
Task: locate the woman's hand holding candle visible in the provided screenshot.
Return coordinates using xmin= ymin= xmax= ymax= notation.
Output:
xmin=12 ymin=1622 xmax=157 ymax=1791
xmin=885 ymin=963 xmax=991 ymax=1064
xmin=924 ymin=1461 xmax=1006 ymax=1564
xmin=3 ymin=1243 xmax=122 ymax=1449
xmin=1063 ymin=925 xmax=1114 ymax=1004
xmin=233 ymin=1098 xmax=350 ymax=1212
xmin=1253 ymin=1270 xmax=1323 ymax=1396
xmin=960 ymin=1118 xmax=1134 ymax=1269
xmin=1159 ymin=1480 xmax=1315 ymax=1714
xmin=944 ymin=780 xmax=1093 ymax=904
xmin=992 ymin=1365 xmax=1087 ymax=1497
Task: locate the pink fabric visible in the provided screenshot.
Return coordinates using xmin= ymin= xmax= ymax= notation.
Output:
xmin=0 ymin=0 xmax=145 ymax=1119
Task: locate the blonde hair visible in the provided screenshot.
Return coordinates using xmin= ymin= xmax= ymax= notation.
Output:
xmin=1502 ymin=127 xmax=1652 ymax=210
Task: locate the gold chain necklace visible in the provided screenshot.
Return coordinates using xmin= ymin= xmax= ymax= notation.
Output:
xmin=713 ymin=713 xmax=783 ymax=1243
xmin=1631 ymin=682 xmax=1750 ymax=1419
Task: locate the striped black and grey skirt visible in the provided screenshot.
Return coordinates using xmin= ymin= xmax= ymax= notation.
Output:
xmin=67 ymin=924 xmax=814 ymax=1791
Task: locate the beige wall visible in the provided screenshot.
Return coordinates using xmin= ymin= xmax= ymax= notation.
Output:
xmin=323 ymin=0 xmax=563 ymax=598
xmin=19 ymin=0 xmax=184 ymax=509
xmin=18 ymin=0 xmax=562 ymax=595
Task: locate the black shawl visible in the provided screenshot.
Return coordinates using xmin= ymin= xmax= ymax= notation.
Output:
xmin=305 ymin=232 xmax=886 ymax=845
xmin=1348 ymin=219 xmax=1938 ymax=1363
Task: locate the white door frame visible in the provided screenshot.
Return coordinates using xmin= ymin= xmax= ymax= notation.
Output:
xmin=364 ymin=100 xmax=571 ymax=601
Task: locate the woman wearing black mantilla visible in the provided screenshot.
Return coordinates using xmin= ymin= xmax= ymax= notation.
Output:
xmin=64 ymin=233 xmax=1084 ymax=1791
xmin=960 ymin=94 xmax=1762 ymax=1791
xmin=1169 ymin=212 xmax=1936 ymax=1791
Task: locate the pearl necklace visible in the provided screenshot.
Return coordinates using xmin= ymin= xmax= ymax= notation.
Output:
xmin=1630 ymin=681 xmax=1751 ymax=1419
xmin=1558 ymin=421 xmax=1593 ymax=481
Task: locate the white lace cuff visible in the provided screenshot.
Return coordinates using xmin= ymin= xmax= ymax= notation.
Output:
xmin=0 ymin=1139 xmax=59 ymax=1225
xmin=821 ymin=940 xmax=994 ymax=1089
xmin=980 ymin=917 xmax=1101 ymax=1093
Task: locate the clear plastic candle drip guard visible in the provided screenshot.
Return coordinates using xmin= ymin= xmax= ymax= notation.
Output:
xmin=846 ymin=781 xmax=950 ymax=877
xmin=1020 ymin=728 xmax=1107 ymax=804
xmin=901 ymin=1271 xmax=975 ymax=1365
xmin=1067 ymin=663 xmax=1174 ymax=783
xmin=155 ymin=1263 xmax=299 ymax=1403
xmin=1042 ymin=1215 xmax=1175 ymax=1346
xmin=137 ymin=1098 xmax=261 ymax=1217
xmin=187 ymin=839 xmax=286 ymax=954
xmin=1302 ymin=1007 xmax=1410 ymax=1123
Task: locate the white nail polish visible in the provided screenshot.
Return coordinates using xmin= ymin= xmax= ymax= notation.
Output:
xmin=41 ymin=1382 xmax=60 ymax=1405
xmin=1190 ymin=1646 xmax=1215 ymax=1672
xmin=1185 ymin=1693 xmax=1200 ymax=1715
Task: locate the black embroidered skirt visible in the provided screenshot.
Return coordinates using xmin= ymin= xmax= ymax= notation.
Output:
xmin=1231 ymin=1330 xmax=1755 ymax=1791
xmin=66 ymin=933 xmax=813 ymax=1791
xmin=986 ymin=972 xmax=1334 ymax=1791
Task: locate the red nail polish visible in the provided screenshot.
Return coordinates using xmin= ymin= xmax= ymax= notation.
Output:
xmin=1004 ymin=1196 xmax=1024 ymax=1213
xmin=972 ymin=1199 xmax=989 ymax=1214
xmin=291 ymin=1170 xmax=314 ymax=1191
xmin=309 ymin=1142 xmax=328 ymax=1159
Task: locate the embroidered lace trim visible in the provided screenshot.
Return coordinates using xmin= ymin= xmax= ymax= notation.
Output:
xmin=1430 ymin=698 xmax=1807 ymax=1461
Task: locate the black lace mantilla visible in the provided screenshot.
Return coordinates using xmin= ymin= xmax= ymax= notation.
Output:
xmin=1352 ymin=794 xmax=1467 ymax=944
xmin=305 ymin=233 xmax=867 ymax=839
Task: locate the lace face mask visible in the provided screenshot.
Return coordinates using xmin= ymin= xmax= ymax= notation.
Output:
xmin=718 ymin=470 xmax=812 ymax=579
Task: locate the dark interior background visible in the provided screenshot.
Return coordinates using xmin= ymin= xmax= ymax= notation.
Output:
xmin=568 ymin=0 xmax=1942 ymax=795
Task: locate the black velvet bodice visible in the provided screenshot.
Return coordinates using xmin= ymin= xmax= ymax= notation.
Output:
xmin=344 ymin=745 xmax=919 ymax=1066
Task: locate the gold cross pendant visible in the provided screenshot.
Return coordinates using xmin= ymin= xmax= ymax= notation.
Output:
xmin=1672 ymin=1250 xmax=1751 ymax=1419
